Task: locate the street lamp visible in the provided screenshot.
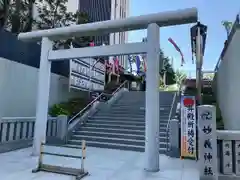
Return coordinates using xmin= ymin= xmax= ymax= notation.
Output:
xmin=190 ymin=22 xmax=207 ymax=104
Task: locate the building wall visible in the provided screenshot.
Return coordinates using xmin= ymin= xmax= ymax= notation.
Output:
xmin=78 ymin=0 xmax=111 ymax=45
xmin=109 ymin=0 xmax=129 ymax=70
xmin=215 ymin=27 xmax=240 ymax=130
xmin=0 ymin=58 xmax=87 ymax=117
xmin=0 ymin=30 xmax=69 ymax=77
xmin=78 ymin=0 xmax=129 ymax=70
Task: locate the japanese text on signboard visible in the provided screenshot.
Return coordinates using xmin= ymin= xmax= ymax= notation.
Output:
xmin=181 ymin=96 xmax=196 ymax=158
xmin=198 ymin=105 xmax=217 ymax=180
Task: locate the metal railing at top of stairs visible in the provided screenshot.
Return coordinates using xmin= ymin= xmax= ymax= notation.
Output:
xmin=165 ymin=84 xmax=182 ymax=152
xmin=68 ymin=80 xmax=128 ymax=125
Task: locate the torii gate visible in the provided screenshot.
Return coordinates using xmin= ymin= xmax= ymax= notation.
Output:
xmin=18 ymin=8 xmax=198 ymax=172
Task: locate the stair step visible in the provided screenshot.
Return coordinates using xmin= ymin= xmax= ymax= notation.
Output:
xmin=101 ymin=109 xmax=170 ymax=113
xmin=113 ymin=103 xmax=144 ymax=106
xmin=90 ymin=115 xmax=145 ymax=119
xmin=72 ymin=132 xmax=167 ymax=141
xmin=110 ymin=107 xmax=171 ymax=110
xmin=95 ymin=113 xmax=170 ymax=117
xmin=68 ymin=139 xmax=167 ymax=151
xmin=105 ymin=109 xmax=146 ymax=113
xmin=91 ymin=115 xmax=145 ymax=119
xmin=86 ymin=120 xmax=168 ymax=127
xmin=75 ymin=131 xmax=145 ymax=140
xmin=84 ymin=123 xmax=145 ymax=130
xmin=112 ymin=102 xmax=145 ymax=105
xmin=75 ymin=127 xmax=167 ymax=136
xmin=67 ymin=141 xmax=145 ymax=152
xmin=80 ymin=124 xmax=166 ymax=132
xmin=115 ymin=103 xmax=146 ymax=105
xmin=114 ymin=104 xmax=172 ymax=107
xmin=71 ymin=135 xmax=145 ymax=146
xmin=88 ymin=116 xmax=169 ymax=122
xmin=87 ymin=119 xmax=145 ymax=125
xmin=65 ymin=90 xmax=176 ymax=153
xmin=109 ymin=108 xmax=171 ymax=113
xmin=96 ymin=112 xmax=146 ymax=115
xmin=83 ymin=122 xmax=167 ymax=130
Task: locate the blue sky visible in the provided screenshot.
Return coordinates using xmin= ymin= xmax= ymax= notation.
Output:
xmin=128 ymin=0 xmax=240 ymax=72
xmin=68 ymin=0 xmax=240 ymax=73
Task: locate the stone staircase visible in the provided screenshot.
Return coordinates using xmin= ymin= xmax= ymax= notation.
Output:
xmin=66 ymin=91 xmax=175 ymax=153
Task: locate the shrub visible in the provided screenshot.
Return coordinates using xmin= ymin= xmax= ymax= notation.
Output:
xmin=48 ymin=104 xmax=70 ymax=117
xmin=48 ymin=98 xmax=89 ymax=117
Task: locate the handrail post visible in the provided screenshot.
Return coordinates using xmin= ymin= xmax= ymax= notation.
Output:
xmin=166 ymin=83 xmax=182 ymax=156
xmin=56 ymin=115 xmax=68 ymax=144
xmin=168 ymin=118 xmax=180 ymax=157
xmin=81 ymin=140 xmax=86 ymax=173
xmin=166 ymin=92 xmax=177 ymax=149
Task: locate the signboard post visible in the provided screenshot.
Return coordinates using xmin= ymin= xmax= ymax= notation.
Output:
xmin=180 ymin=96 xmax=197 ymax=159
xmin=69 ymin=58 xmax=105 ymax=92
xmin=198 ymin=105 xmax=218 ymax=180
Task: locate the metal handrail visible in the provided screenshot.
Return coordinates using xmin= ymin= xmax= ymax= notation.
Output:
xmin=68 ymin=80 xmax=128 ymax=125
xmin=68 ymin=92 xmax=106 ymax=125
xmin=166 ymin=92 xmax=177 ymax=132
xmin=111 ymin=80 xmax=128 ymax=95
xmin=165 ymin=84 xmax=182 ymax=151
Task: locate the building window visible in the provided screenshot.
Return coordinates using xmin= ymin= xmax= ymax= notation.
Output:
xmin=119 ymin=33 xmax=121 ymax=44
xmin=123 ymin=11 xmax=126 ymax=18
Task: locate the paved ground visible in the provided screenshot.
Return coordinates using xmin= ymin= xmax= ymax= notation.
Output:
xmin=0 ymin=146 xmax=199 ymax=180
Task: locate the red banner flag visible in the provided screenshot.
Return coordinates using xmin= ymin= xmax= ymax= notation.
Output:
xmin=90 ymin=42 xmax=95 ymax=47
xmin=168 ymin=38 xmax=185 ymax=66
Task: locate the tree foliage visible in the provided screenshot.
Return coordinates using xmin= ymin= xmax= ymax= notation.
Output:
xmin=203 ymin=73 xmax=214 ymax=80
xmin=1 ymin=0 xmax=92 ymax=48
xmin=128 ymin=48 xmax=175 ymax=84
xmin=2 ymin=0 xmax=36 ymax=33
xmin=222 ymin=20 xmax=233 ymax=36
xmin=35 ymin=0 xmax=92 ymax=48
xmin=159 ymin=49 xmax=175 ymax=85
xmin=35 ymin=0 xmax=75 ymax=29
xmin=174 ymin=70 xmax=187 ymax=86
xmin=71 ymin=11 xmax=93 ymax=48
xmin=0 ymin=0 xmax=93 ymax=51
xmin=0 ymin=0 xmax=11 ymax=28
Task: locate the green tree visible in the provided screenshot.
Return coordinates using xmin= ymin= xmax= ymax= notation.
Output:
xmin=203 ymin=73 xmax=214 ymax=80
xmin=35 ymin=0 xmax=75 ymax=29
xmin=35 ymin=0 xmax=92 ymax=49
xmin=174 ymin=70 xmax=187 ymax=87
xmin=71 ymin=11 xmax=93 ymax=48
xmin=23 ymin=0 xmax=35 ymax=32
xmin=159 ymin=49 xmax=175 ymax=85
xmin=222 ymin=21 xmax=233 ymax=36
xmin=0 ymin=0 xmax=11 ymax=28
xmin=3 ymin=0 xmax=35 ymax=33
xmin=3 ymin=0 xmax=90 ymax=35
xmin=139 ymin=38 xmax=175 ymax=82
xmin=128 ymin=49 xmax=175 ymax=83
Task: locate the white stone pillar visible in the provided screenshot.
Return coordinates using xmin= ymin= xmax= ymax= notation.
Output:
xmin=144 ymin=23 xmax=160 ymax=172
xmin=32 ymin=37 xmax=52 ymax=156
